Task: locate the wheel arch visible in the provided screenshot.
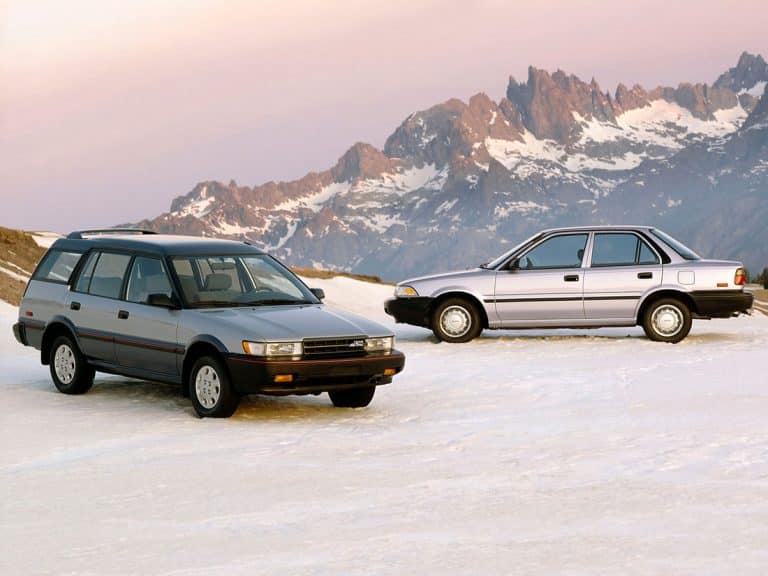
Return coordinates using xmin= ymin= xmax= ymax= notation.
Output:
xmin=636 ymin=289 xmax=697 ymax=324
xmin=41 ymin=317 xmax=81 ymax=366
xmin=181 ymin=336 xmax=229 ymax=397
xmin=429 ymin=290 xmax=490 ymax=329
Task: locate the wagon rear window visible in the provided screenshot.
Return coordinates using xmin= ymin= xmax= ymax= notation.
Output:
xmin=33 ymin=250 xmax=83 ymax=283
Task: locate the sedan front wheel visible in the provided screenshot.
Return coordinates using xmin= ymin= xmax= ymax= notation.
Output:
xmin=432 ymin=298 xmax=483 ymax=343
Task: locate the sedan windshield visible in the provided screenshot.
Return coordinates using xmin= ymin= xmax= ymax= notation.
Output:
xmin=171 ymin=254 xmax=318 ymax=308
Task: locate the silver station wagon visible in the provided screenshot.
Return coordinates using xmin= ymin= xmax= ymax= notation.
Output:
xmin=13 ymin=230 xmax=405 ymax=417
xmin=386 ymin=226 xmax=753 ymax=343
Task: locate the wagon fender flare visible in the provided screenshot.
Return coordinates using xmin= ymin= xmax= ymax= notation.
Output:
xmin=41 ymin=315 xmax=83 ymax=364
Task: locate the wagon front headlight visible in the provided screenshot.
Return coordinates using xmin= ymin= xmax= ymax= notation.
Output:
xmin=242 ymin=341 xmax=303 ymax=360
xmin=395 ymin=285 xmax=419 ymax=298
xmin=364 ymin=336 xmax=394 ymax=355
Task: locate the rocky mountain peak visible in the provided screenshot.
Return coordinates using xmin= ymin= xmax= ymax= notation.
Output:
xmin=743 ymin=83 xmax=768 ymax=130
xmin=715 ymin=51 xmax=768 ymax=92
xmin=330 ymin=142 xmax=398 ymax=182
xmin=506 ymin=66 xmax=616 ymax=143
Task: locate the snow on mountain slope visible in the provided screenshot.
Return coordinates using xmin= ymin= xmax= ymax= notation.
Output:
xmin=134 ymin=52 xmax=768 ymax=280
xmin=3 ymin=278 xmax=768 ymax=574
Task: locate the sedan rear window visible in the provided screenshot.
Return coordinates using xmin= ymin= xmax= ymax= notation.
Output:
xmin=649 ymin=229 xmax=700 ymax=261
xmin=33 ymin=250 xmax=83 ymax=283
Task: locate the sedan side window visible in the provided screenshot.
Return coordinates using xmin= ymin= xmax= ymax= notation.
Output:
xmin=592 ymin=233 xmax=660 ymax=267
xmin=88 ymin=252 xmax=132 ymax=299
xmin=125 ymin=257 xmax=174 ymax=305
xmin=517 ymin=234 xmax=588 ymax=270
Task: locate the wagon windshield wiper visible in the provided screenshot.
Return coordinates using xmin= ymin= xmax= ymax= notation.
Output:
xmin=242 ymin=298 xmax=314 ymax=306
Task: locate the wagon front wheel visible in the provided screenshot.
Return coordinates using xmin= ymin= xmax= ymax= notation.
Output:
xmin=189 ymin=355 xmax=240 ymax=418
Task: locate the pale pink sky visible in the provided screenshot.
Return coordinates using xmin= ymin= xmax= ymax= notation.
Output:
xmin=1 ymin=0 xmax=766 ymax=231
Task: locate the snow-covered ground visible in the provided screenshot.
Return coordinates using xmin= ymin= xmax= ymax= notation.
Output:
xmin=2 ymin=278 xmax=768 ymax=575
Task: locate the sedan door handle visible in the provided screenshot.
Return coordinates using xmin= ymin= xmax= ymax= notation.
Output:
xmin=564 ymin=274 xmax=579 ymax=282
xmin=637 ymin=272 xmax=653 ymax=279
xmin=117 ymin=310 xmax=129 ymax=320
xmin=70 ymin=301 xmax=81 ymax=311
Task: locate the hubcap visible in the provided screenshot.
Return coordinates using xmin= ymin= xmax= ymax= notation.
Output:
xmin=652 ymin=304 xmax=683 ymax=337
xmin=440 ymin=305 xmax=471 ymax=338
xmin=195 ymin=365 xmax=221 ymax=409
xmin=54 ymin=344 xmax=76 ymax=384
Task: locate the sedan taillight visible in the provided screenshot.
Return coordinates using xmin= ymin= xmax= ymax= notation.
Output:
xmin=734 ymin=268 xmax=746 ymax=286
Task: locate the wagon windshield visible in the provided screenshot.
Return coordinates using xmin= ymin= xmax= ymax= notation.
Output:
xmin=171 ymin=254 xmax=318 ymax=308
xmin=649 ymin=229 xmax=701 ymax=261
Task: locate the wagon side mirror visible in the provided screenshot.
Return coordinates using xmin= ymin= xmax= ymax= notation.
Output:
xmin=310 ymin=288 xmax=325 ymax=301
xmin=148 ymin=293 xmax=181 ymax=309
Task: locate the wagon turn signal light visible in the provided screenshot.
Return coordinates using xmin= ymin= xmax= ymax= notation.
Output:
xmin=734 ymin=268 xmax=746 ymax=286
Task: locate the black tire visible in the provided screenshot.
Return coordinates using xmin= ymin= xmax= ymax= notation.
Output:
xmin=763 ymin=267 xmax=768 ymax=290
xmin=189 ymin=355 xmax=240 ymax=418
xmin=49 ymin=334 xmax=95 ymax=394
xmin=431 ymin=297 xmax=483 ymax=343
xmin=328 ymin=385 xmax=376 ymax=408
xmin=641 ymin=298 xmax=692 ymax=343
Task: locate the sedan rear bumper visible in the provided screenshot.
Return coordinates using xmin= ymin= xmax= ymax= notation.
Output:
xmin=225 ymin=350 xmax=406 ymax=395
xmin=384 ymin=297 xmax=433 ymax=328
xmin=690 ymin=290 xmax=754 ymax=318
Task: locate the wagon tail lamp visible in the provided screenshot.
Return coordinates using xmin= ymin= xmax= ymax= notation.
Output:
xmin=734 ymin=268 xmax=746 ymax=286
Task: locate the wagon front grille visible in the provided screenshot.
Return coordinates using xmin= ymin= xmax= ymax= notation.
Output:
xmin=303 ymin=337 xmax=367 ymax=359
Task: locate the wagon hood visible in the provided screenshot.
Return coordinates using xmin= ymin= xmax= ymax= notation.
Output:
xmin=192 ymin=305 xmax=392 ymax=341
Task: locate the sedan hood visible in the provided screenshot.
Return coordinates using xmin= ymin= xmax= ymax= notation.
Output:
xmin=400 ymin=267 xmax=487 ymax=285
xmin=192 ymin=304 xmax=392 ymax=341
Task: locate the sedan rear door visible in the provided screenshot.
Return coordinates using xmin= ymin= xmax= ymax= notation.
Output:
xmin=583 ymin=232 xmax=662 ymax=321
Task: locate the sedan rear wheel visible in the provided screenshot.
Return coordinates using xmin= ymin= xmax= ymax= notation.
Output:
xmin=642 ymin=298 xmax=692 ymax=343
xmin=432 ymin=298 xmax=483 ymax=343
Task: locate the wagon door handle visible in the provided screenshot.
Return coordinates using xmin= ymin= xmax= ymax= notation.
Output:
xmin=117 ymin=310 xmax=129 ymax=320
xmin=637 ymin=272 xmax=653 ymax=279
xmin=70 ymin=301 xmax=81 ymax=311
xmin=564 ymin=274 xmax=579 ymax=282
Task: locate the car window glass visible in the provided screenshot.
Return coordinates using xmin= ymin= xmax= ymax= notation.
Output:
xmin=125 ymin=257 xmax=173 ymax=305
xmin=88 ymin=252 xmax=131 ymax=299
xmin=74 ymin=252 xmax=99 ymax=292
xmin=518 ymin=234 xmax=587 ymax=270
xmin=33 ymin=250 xmax=83 ymax=283
xmin=638 ymin=240 xmax=660 ymax=265
xmin=172 ymin=255 xmax=315 ymax=306
xmin=244 ymin=257 xmax=304 ymax=297
xmin=591 ymin=234 xmax=639 ymax=267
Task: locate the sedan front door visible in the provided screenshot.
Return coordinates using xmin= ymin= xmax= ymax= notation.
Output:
xmin=493 ymin=233 xmax=588 ymax=325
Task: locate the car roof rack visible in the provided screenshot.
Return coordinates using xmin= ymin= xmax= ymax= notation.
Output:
xmin=67 ymin=228 xmax=158 ymax=239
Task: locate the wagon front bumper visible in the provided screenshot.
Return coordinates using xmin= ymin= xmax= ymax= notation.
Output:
xmin=225 ymin=350 xmax=406 ymax=395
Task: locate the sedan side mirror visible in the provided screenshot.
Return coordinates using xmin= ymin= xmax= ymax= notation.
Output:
xmin=148 ymin=293 xmax=181 ymax=309
xmin=507 ymin=259 xmax=520 ymax=271
xmin=310 ymin=288 xmax=325 ymax=301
